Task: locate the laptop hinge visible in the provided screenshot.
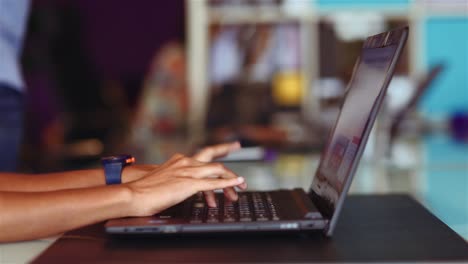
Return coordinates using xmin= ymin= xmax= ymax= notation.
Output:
xmin=291 ymin=189 xmax=324 ymax=219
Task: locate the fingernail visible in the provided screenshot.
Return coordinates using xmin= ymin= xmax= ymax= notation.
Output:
xmin=237 ymin=177 xmax=245 ymax=183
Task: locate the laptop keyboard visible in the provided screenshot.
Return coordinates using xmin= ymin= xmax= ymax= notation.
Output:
xmin=189 ymin=192 xmax=280 ymax=223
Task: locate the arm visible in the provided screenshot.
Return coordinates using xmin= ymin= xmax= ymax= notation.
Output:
xmin=0 ymin=142 xmax=241 ymax=193
xmin=0 ymin=165 xmax=156 ymax=192
xmin=0 ymin=153 xmax=245 ymax=242
xmin=0 ymin=185 xmax=132 ymax=242
xmin=0 ymin=142 xmax=246 ymax=242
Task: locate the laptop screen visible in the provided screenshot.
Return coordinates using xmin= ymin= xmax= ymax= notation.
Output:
xmin=309 ymin=27 xmax=407 ymax=226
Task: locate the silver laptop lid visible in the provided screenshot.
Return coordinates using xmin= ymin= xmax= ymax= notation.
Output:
xmin=308 ymin=27 xmax=408 ymax=236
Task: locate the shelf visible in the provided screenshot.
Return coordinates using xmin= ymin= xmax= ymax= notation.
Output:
xmin=186 ymin=0 xmax=467 ymax=141
xmin=208 ymin=6 xmax=316 ymax=24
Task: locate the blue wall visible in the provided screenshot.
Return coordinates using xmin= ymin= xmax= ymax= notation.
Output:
xmin=421 ymin=17 xmax=468 ymax=114
xmin=317 ymin=0 xmax=409 ymax=9
xmin=315 ymin=1 xmax=467 ymax=114
xmin=424 ymin=135 xmax=468 ymax=238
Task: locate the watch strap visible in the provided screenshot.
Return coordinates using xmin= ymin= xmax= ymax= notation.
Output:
xmin=104 ymin=162 xmax=123 ymax=185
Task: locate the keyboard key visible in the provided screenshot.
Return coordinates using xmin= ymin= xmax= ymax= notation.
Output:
xmin=188 ymin=191 xmax=282 ymax=224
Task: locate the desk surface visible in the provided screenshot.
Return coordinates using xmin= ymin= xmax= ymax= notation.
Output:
xmin=31 ymin=195 xmax=468 ymax=263
xmin=1 ymin=136 xmax=466 ymax=263
xmin=134 ymin=135 xmax=468 ymax=239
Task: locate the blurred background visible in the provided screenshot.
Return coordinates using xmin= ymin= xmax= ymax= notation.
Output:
xmin=18 ymin=0 xmax=467 ymax=170
xmin=16 ymin=0 xmax=467 ymax=236
xmin=20 ymin=0 xmax=186 ymax=170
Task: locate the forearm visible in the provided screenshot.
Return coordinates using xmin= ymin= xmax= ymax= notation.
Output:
xmin=0 ymin=165 xmax=157 ymax=192
xmin=0 ymin=185 xmax=132 ymax=242
xmin=0 ymin=170 xmax=105 ymax=192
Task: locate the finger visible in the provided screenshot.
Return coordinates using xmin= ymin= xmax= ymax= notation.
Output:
xmin=193 ymin=142 xmax=241 ymax=162
xmin=166 ymin=155 xmax=203 ymax=171
xmin=195 ymin=177 xmax=245 ymax=192
xmin=203 ymin=191 xmax=217 ymax=207
xmin=237 ymin=182 xmax=248 ymax=190
xmin=158 ymin=153 xmax=187 ymax=169
xmin=169 ymin=153 xmax=185 ymax=162
xmin=223 ymin=186 xmax=238 ymax=201
xmin=178 ymin=163 xmax=239 ymax=180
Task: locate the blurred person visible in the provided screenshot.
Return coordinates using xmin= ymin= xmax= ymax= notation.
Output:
xmin=0 ymin=0 xmax=31 ymax=171
xmin=0 ymin=142 xmax=247 ymax=242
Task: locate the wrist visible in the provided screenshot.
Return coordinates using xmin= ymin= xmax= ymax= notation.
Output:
xmin=102 ymin=155 xmax=135 ymax=185
xmin=121 ymin=165 xmax=159 ymax=184
xmin=121 ymin=167 xmax=140 ymax=183
xmin=120 ymin=182 xmax=148 ymax=217
xmin=110 ymin=184 xmax=135 ymax=218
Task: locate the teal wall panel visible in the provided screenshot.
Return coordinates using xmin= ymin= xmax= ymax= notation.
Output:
xmin=424 ymin=135 xmax=468 ymax=238
xmin=317 ymin=0 xmax=409 ymax=8
xmin=422 ymin=17 xmax=468 ymax=114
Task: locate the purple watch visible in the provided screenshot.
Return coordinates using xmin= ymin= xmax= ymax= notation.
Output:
xmin=101 ymin=154 xmax=135 ymax=185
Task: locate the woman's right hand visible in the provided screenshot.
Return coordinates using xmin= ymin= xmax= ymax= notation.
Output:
xmin=124 ymin=154 xmax=246 ymax=217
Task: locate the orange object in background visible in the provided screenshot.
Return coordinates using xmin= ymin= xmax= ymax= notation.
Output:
xmin=272 ymin=71 xmax=304 ymax=107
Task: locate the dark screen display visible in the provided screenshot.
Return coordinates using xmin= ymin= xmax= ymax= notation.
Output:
xmin=310 ymin=44 xmax=398 ymax=211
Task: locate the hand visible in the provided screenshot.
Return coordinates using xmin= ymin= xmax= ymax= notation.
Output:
xmin=122 ymin=142 xmax=242 ymax=185
xmin=122 ymin=164 xmax=160 ymax=184
xmin=124 ymin=154 xmax=245 ymax=216
xmin=192 ymin=141 xmax=241 ymax=162
xmin=193 ymin=141 xmax=247 ymax=206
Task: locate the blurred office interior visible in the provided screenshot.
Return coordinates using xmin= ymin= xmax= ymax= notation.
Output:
xmin=17 ymin=0 xmax=467 ymax=238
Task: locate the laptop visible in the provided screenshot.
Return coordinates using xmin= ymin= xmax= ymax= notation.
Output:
xmin=106 ymin=26 xmax=408 ymax=237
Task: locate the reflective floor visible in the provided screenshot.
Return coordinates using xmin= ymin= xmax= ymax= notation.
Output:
xmin=421 ymin=135 xmax=468 ymax=239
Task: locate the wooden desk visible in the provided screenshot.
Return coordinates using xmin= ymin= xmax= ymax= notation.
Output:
xmin=32 ymin=195 xmax=468 ymax=263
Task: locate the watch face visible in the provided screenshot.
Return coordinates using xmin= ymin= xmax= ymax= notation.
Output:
xmin=102 ymin=154 xmax=135 ymax=165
